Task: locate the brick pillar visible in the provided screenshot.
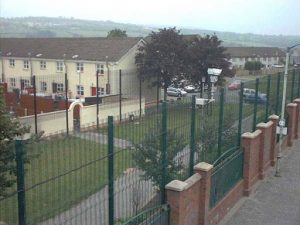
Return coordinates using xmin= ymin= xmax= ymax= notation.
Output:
xmin=269 ymin=115 xmax=279 ymax=166
xmin=194 ymin=162 xmax=213 ymax=225
xmin=166 ymin=174 xmax=202 ymax=225
xmin=242 ymin=130 xmax=262 ymax=196
xmin=293 ymin=99 xmax=300 ymax=139
xmin=287 ymin=103 xmax=297 ymax=147
xmin=256 ymin=121 xmax=273 ymax=179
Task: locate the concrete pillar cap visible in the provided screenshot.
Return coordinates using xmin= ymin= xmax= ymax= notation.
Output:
xmin=165 ymin=180 xmax=188 ymax=192
xmin=293 ymin=98 xmax=300 ymax=103
xmin=257 ymin=121 xmax=273 ymax=128
xmin=287 ymin=103 xmax=297 ymax=107
xmin=242 ymin=130 xmax=262 ymax=139
xmin=194 ymin=162 xmax=213 ymax=172
xmin=269 ymin=114 xmax=279 ymax=120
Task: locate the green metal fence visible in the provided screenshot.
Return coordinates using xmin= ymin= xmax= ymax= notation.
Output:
xmin=2 ymin=69 xmax=300 ymax=225
xmin=210 ymin=150 xmax=244 ymax=209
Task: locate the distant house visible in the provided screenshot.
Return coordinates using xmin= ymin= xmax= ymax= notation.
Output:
xmin=0 ymin=37 xmax=156 ymax=103
xmin=226 ymin=47 xmax=285 ymax=69
xmin=291 ymin=48 xmax=300 ymax=65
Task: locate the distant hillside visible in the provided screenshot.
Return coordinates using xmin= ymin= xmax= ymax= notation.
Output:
xmin=1 ymin=17 xmax=300 ymax=48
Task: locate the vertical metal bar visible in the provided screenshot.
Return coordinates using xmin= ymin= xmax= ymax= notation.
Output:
xmin=291 ymin=69 xmax=296 ymax=102
xmin=33 ymin=75 xmax=37 ymax=135
xmin=15 ymin=139 xmax=26 ymax=225
xmin=139 ymin=77 xmax=142 ymax=119
xmin=275 ymin=73 xmax=281 ymax=115
xmin=119 ymin=70 xmax=122 ymax=121
xmin=189 ymin=95 xmax=196 ymax=176
xmin=297 ymin=70 xmax=300 ymax=97
xmin=265 ymin=75 xmax=271 ymax=122
xmin=65 ymin=72 xmax=69 ymax=135
xmin=217 ymin=88 xmax=224 ymax=157
xmin=237 ymin=83 xmax=244 ymax=147
xmin=252 ymin=78 xmax=259 ymax=132
xmin=160 ymin=101 xmax=167 ymax=204
xmin=107 ymin=116 xmax=114 ymax=225
xmin=96 ymin=70 xmax=100 ymax=131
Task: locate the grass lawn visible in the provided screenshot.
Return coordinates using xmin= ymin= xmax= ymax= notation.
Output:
xmin=0 ymin=136 xmax=130 ymax=225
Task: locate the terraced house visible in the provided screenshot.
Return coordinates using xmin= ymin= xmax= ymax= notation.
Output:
xmin=0 ymin=37 xmax=155 ymax=103
xmin=226 ymin=47 xmax=285 ymax=69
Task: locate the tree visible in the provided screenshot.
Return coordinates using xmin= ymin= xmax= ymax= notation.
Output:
xmin=185 ymin=35 xmax=233 ymax=88
xmin=107 ymin=29 xmax=127 ymax=38
xmin=135 ymin=27 xmax=186 ymax=99
xmin=244 ymin=61 xmax=264 ymax=74
xmin=132 ymin=128 xmax=186 ymax=190
xmin=0 ymin=86 xmax=30 ymax=197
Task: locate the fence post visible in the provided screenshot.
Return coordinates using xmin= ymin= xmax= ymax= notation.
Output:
xmin=96 ymin=70 xmax=100 ymax=131
xmin=139 ymin=77 xmax=142 ymax=119
xmin=189 ymin=95 xmax=196 ymax=176
xmin=119 ymin=70 xmax=122 ymax=122
xmin=291 ymin=69 xmax=296 ymax=102
xmin=275 ymin=73 xmax=281 ymax=115
xmin=217 ymin=88 xmax=224 ymax=157
xmin=15 ymin=139 xmax=26 ymax=225
xmin=297 ymin=71 xmax=300 ymax=98
xmin=161 ymin=101 xmax=167 ymax=204
xmin=265 ymin=75 xmax=271 ymax=122
xmin=252 ymin=78 xmax=259 ymax=132
xmin=32 ymin=75 xmax=38 ymax=135
xmin=65 ymin=72 xmax=69 ymax=135
xmin=107 ymin=116 xmax=114 ymax=225
xmin=238 ymin=83 xmax=244 ymax=147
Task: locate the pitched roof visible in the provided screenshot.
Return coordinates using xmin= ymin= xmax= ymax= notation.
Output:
xmin=143 ymin=34 xmax=201 ymax=44
xmin=0 ymin=37 xmax=142 ymax=62
xmin=225 ymin=47 xmax=285 ymax=58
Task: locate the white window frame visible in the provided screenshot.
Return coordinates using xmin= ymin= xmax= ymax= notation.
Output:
xmin=40 ymin=81 xmax=47 ymax=91
xmin=23 ymin=60 xmax=29 ymax=69
xmin=40 ymin=60 xmax=46 ymax=70
xmin=10 ymin=78 xmax=16 ymax=87
xmin=76 ymin=85 xmax=84 ymax=96
xmin=97 ymin=87 xmax=105 ymax=96
xmin=56 ymin=61 xmax=64 ymax=72
xmin=57 ymin=83 xmax=64 ymax=92
xmin=23 ymin=79 xmax=30 ymax=88
xmin=9 ymin=59 xmax=15 ymax=67
xmin=96 ymin=64 xmax=104 ymax=75
xmin=76 ymin=62 xmax=84 ymax=72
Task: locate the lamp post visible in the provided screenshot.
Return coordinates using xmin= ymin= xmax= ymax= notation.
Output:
xmin=0 ymin=51 xmax=4 ymax=82
xmin=275 ymin=44 xmax=300 ymax=177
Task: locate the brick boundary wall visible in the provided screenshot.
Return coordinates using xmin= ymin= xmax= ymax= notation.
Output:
xmin=166 ymin=99 xmax=300 ymax=225
xmin=293 ymin=99 xmax=300 ymax=139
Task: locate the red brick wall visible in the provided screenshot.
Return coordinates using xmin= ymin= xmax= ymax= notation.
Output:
xmin=208 ymin=181 xmax=244 ymax=225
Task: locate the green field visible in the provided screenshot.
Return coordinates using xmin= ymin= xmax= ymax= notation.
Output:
xmin=0 ymin=136 xmax=130 ymax=225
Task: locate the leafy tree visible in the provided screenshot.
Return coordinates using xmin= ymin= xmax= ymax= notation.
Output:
xmin=132 ymin=128 xmax=186 ymax=190
xmin=135 ymin=27 xmax=186 ymax=99
xmin=185 ymin=35 xmax=233 ymax=88
xmin=107 ymin=29 xmax=127 ymax=38
xmin=244 ymin=61 xmax=264 ymax=72
xmin=0 ymin=86 xmax=30 ymax=197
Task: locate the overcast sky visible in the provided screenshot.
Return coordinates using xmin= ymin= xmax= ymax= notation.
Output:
xmin=1 ymin=0 xmax=300 ymax=35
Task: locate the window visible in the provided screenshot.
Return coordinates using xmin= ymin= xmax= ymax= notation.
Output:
xmin=9 ymin=59 xmax=15 ymax=67
xmin=239 ymin=58 xmax=243 ymax=62
xmin=76 ymin=85 xmax=84 ymax=96
xmin=57 ymin=83 xmax=64 ymax=92
xmin=40 ymin=81 xmax=47 ymax=91
xmin=56 ymin=61 xmax=64 ymax=72
xmin=10 ymin=78 xmax=16 ymax=87
xmin=40 ymin=60 xmax=46 ymax=70
xmin=76 ymin=63 xmax=84 ymax=72
xmin=24 ymin=60 xmax=29 ymax=69
xmin=96 ymin=64 xmax=104 ymax=75
xmin=97 ymin=87 xmax=105 ymax=96
xmin=21 ymin=79 xmax=30 ymax=90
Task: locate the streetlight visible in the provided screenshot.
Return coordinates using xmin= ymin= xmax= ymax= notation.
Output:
xmin=275 ymin=44 xmax=300 ymax=177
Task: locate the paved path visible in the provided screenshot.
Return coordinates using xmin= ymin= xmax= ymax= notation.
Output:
xmin=224 ymin=139 xmax=300 ymax=225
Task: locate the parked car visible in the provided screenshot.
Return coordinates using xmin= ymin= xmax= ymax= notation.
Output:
xmin=243 ymin=90 xmax=267 ymax=104
xmin=167 ymin=87 xmax=187 ymax=97
xmin=243 ymin=88 xmax=256 ymax=98
xmin=228 ymin=80 xmax=241 ymax=90
xmin=184 ymin=85 xmax=196 ymax=93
